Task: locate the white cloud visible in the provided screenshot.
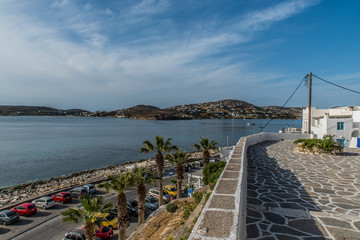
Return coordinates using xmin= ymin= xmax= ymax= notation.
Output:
xmin=0 ymin=0 xmax=324 ymax=110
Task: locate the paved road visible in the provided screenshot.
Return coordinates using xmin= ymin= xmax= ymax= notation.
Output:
xmin=1 ymin=167 xmax=203 ymax=240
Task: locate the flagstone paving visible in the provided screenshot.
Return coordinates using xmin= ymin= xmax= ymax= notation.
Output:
xmin=246 ymin=140 xmax=360 ymax=240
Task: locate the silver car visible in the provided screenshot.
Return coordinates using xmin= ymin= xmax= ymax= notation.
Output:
xmin=83 ymin=184 xmax=96 ymax=194
xmin=69 ymin=187 xmax=89 ymax=199
xmin=0 ymin=210 xmax=19 ymax=225
xmin=32 ymin=196 xmax=56 ymax=209
xmin=145 ymin=196 xmax=159 ymax=210
xmin=148 ymin=187 xmax=173 ymax=203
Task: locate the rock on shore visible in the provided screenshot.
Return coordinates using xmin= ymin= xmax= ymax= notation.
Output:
xmin=0 ymin=150 xmax=218 ymax=209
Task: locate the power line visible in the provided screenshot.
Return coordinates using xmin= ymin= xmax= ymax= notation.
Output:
xmin=312 ymin=74 xmax=360 ymax=94
xmin=259 ymin=75 xmax=308 ymax=133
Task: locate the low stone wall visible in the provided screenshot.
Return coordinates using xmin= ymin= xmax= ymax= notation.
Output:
xmin=188 ymin=133 xmax=310 ymax=240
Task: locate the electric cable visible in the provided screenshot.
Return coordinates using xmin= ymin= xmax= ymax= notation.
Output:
xmin=312 ymin=74 xmax=360 ymax=94
xmin=259 ymin=75 xmax=308 ymax=133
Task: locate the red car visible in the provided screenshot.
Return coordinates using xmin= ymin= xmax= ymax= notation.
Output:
xmin=10 ymin=203 xmax=37 ymax=217
xmin=81 ymin=226 xmax=113 ymax=239
xmin=52 ymin=192 xmax=72 ymax=203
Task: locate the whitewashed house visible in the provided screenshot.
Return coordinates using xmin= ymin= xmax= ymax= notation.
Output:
xmin=302 ymin=106 xmax=360 ymax=148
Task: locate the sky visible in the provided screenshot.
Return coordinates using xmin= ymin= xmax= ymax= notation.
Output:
xmin=0 ymin=0 xmax=359 ymax=111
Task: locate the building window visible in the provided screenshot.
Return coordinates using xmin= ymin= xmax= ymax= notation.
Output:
xmin=337 ymin=122 xmax=344 ymax=130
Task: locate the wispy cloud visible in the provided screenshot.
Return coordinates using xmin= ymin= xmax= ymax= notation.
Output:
xmin=0 ymin=0 xmax=324 ymax=110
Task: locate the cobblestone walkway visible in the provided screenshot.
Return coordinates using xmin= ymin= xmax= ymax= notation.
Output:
xmin=246 ymin=141 xmax=360 ymax=240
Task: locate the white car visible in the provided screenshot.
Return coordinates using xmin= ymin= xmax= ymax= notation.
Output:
xmin=32 ymin=196 xmax=56 ymax=209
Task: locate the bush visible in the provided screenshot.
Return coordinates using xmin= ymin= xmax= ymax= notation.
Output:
xmin=294 ymin=135 xmax=335 ymax=154
xmin=202 ymin=161 xmax=226 ymax=185
xmin=166 ymin=203 xmax=178 ymax=212
xmin=193 ymin=192 xmax=203 ymax=204
xmin=182 ymin=203 xmax=196 ymax=220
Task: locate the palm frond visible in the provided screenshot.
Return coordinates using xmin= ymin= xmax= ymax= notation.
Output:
xmin=140 ymin=140 xmax=154 ymax=154
xmin=61 ymin=207 xmax=83 ymax=224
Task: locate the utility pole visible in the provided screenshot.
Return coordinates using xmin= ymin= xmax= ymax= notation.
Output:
xmin=308 ymin=72 xmax=312 ymax=134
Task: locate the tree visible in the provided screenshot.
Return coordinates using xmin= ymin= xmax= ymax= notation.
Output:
xmin=61 ymin=196 xmax=113 ymax=240
xmin=193 ymin=137 xmax=218 ymax=167
xmin=140 ymin=135 xmax=178 ymax=206
xmin=99 ymin=173 xmax=131 ymax=240
xmin=130 ymin=165 xmax=155 ymax=224
xmin=166 ymin=150 xmax=189 ymax=199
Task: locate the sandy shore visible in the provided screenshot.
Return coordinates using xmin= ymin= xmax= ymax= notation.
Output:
xmin=0 ymin=150 xmax=219 ymax=209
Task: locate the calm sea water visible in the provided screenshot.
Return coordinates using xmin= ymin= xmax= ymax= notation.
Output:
xmin=0 ymin=116 xmax=301 ymax=188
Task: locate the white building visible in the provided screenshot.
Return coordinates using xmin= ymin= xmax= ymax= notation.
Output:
xmin=302 ymin=106 xmax=360 ymax=148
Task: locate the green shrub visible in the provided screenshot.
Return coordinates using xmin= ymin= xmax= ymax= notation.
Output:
xmin=166 ymin=203 xmax=178 ymax=212
xmin=294 ymin=135 xmax=335 ymax=154
xmin=202 ymin=161 xmax=226 ymax=185
xmin=183 ymin=203 xmax=196 ymax=219
xmin=170 ymin=178 xmax=177 ymax=185
xmin=193 ymin=192 xmax=203 ymax=204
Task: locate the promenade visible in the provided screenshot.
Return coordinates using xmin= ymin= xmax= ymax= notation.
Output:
xmin=246 ymin=141 xmax=360 ymax=240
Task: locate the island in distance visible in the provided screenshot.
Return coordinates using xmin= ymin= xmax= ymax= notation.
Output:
xmin=0 ymin=99 xmax=302 ymax=120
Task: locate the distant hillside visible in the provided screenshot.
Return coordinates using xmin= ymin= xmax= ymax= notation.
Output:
xmin=0 ymin=106 xmax=89 ymax=116
xmin=0 ymin=100 xmax=303 ymax=120
xmin=102 ymin=99 xmax=302 ymax=120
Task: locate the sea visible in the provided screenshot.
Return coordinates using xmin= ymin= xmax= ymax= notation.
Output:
xmin=0 ymin=116 xmax=301 ymax=189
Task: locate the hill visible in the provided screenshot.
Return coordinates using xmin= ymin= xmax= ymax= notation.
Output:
xmin=0 ymin=100 xmax=303 ymax=120
xmin=109 ymin=99 xmax=302 ymax=120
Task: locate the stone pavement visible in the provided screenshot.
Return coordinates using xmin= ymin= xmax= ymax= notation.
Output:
xmin=246 ymin=140 xmax=360 ymax=240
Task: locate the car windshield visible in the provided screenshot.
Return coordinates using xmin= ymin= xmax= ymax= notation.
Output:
xmin=148 ymin=198 xmax=157 ymax=204
xmin=101 ymin=226 xmax=110 ymax=233
xmin=47 ymin=199 xmax=54 ymax=202
xmin=105 ymin=214 xmax=115 ymax=221
xmin=64 ymin=194 xmax=71 ymax=198
xmin=169 ymin=187 xmax=176 ymax=191
xmin=28 ymin=205 xmax=35 ymax=209
xmin=7 ymin=211 xmax=17 ymax=217
xmin=65 ymin=234 xmax=77 ymax=240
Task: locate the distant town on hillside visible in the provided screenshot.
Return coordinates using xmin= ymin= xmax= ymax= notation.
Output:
xmin=0 ymin=99 xmax=302 ymax=120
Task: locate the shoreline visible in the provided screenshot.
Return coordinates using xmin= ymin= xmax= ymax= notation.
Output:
xmin=0 ymin=150 xmax=219 ymax=209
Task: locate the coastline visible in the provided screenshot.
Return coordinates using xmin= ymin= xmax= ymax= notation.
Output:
xmin=0 ymin=150 xmax=219 ymax=210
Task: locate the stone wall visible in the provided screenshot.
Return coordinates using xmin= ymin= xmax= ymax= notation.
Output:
xmin=188 ymin=133 xmax=310 ymax=240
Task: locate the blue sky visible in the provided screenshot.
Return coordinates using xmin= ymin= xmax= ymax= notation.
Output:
xmin=0 ymin=0 xmax=359 ymax=111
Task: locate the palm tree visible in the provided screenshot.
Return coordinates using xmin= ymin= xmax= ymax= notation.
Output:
xmin=166 ymin=150 xmax=189 ymax=199
xmin=61 ymin=196 xmax=113 ymax=240
xmin=193 ymin=137 xmax=218 ymax=167
xmin=140 ymin=135 xmax=178 ymax=206
xmin=99 ymin=172 xmax=131 ymax=240
xmin=131 ymin=165 xmax=155 ymax=224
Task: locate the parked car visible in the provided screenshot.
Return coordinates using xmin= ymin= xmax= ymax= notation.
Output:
xmin=64 ymin=228 xmax=102 ymax=240
xmin=0 ymin=210 xmax=19 ymax=225
xmin=52 ymin=192 xmax=72 ymax=203
xmin=145 ymin=196 xmax=159 ymax=210
xmin=164 ymin=185 xmax=177 ymax=197
xmin=83 ymin=184 xmax=96 ymax=194
xmin=10 ymin=203 xmax=37 ymax=217
xmin=80 ymin=226 xmax=113 ymax=240
xmin=92 ymin=212 xmax=118 ymax=229
xmin=163 ymin=169 xmax=176 ymax=178
xmin=69 ymin=187 xmax=89 ymax=199
xmin=110 ymin=200 xmax=138 ymax=218
xmin=148 ymin=187 xmax=174 ymax=203
xmin=127 ymin=200 xmax=138 ymax=217
xmin=32 ymin=196 xmax=56 ymax=209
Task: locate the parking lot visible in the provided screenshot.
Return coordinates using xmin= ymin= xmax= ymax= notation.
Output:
xmin=0 ymin=164 xmax=204 ymax=240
